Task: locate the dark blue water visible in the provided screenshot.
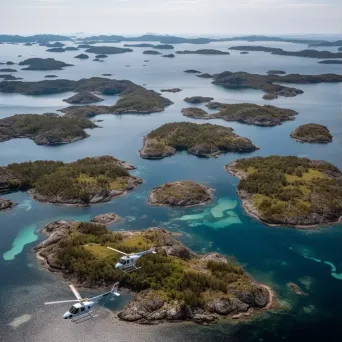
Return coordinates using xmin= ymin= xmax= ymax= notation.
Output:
xmin=0 ymin=39 xmax=341 ymax=342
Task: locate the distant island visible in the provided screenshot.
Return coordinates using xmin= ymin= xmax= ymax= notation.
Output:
xmin=90 ymin=212 xmax=121 ymax=225
xmin=95 ymin=54 xmax=108 ymax=58
xmin=162 ymin=54 xmax=175 ymax=58
xmin=44 ymin=75 xmax=58 ymax=78
xmin=140 ymin=122 xmax=257 ymax=159
xmin=308 ymin=40 xmax=342 ymax=47
xmin=0 ymin=68 xmax=17 ymax=72
xmin=34 ymin=222 xmax=273 ymax=324
xmin=74 ymin=54 xmax=89 ymax=59
xmin=0 ymin=77 xmax=172 ymax=115
xmin=226 ymin=156 xmax=342 ymax=227
xmin=0 ymin=34 xmax=71 ymax=43
xmin=149 ymin=181 xmax=213 ymax=207
xmin=184 ymin=69 xmax=201 ymax=73
xmin=267 ymin=70 xmax=286 ymax=75
xmin=0 ymin=75 xmax=22 ymax=81
xmin=40 ymin=42 xmax=65 ymax=47
xmin=211 ymin=71 xmax=342 ymax=99
xmin=46 ymin=47 xmax=66 ymax=53
xmin=318 ymin=60 xmax=342 ymax=64
xmin=182 ymin=103 xmax=298 ymax=126
xmin=184 ymin=96 xmax=214 ymax=104
xmin=0 ymin=156 xmax=142 ymax=205
xmin=229 ymin=46 xmax=342 ymax=59
xmin=0 ymin=113 xmax=96 ymax=145
xmin=85 ymin=46 xmax=133 ymax=54
xmin=160 ymin=88 xmax=182 ymax=93
xmin=143 ymin=50 xmax=161 ymax=55
xmin=18 ymin=58 xmax=73 ymax=70
xmin=124 ymin=43 xmax=155 ymax=48
xmin=290 ymin=124 xmax=333 ymax=143
xmin=0 ymin=198 xmax=15 ymax=210
xmin=63 ymin=91 xmax=104 ymax=104
xmin=176 ymin=49 xmax=230 ymax=55
xmin=153 ymin=44 xmax=174 ymax=49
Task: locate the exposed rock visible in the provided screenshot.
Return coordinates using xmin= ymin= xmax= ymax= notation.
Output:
xmin=263 ymin=93 xmax=278 ymax=100
xmin=63 ymin=91 xmax=104 ymax=104
xmin=181 ymin=107 xmax=209 ymax=119
xmin=0 ymin=198 xmax=16 ymax=210
xmin=288 ymin=283 xmax=307 ymax=295
xmin=91 ymin=213 xmax=121 ymax=225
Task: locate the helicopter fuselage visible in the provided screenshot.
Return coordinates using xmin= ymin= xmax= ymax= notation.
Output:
xmin=63 ymin=301 xmax=94 ymax=320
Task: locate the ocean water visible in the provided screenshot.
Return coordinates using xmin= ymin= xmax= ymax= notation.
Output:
xmin=0 ymin=38 xmax=342 ymax=342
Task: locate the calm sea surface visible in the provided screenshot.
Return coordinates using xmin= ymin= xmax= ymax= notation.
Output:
xmin=0 ymin=37 xmax=341 ymax=342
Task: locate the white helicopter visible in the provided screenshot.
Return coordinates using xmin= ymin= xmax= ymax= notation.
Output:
xmin=107 ymin=245 xmax=157 ymax=272
xmin=45 ymin=282 xmax=120 ymax=322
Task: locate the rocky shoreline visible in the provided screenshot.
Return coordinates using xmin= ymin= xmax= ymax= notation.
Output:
xmin=0 ymin=197 xmax=16 ymax=210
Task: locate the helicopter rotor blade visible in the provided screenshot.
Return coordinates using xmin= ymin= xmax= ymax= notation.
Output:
xmin=69 ymin=284 xmax=82 ymax=301
xmin=107 ymin=247 xmax=128 ymax=256
xmin=45 ymin=300 xmax=79 ymax=305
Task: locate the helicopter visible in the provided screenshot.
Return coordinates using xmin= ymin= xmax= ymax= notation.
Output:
xmin=107 ymin=245 xmax=157 ymax=272
xmin=45 ymin=282 xmax=120 ymax=322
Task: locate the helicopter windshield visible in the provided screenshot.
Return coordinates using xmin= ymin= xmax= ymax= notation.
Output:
xmin=119 ymin=258 xmax=127 ymax=265
xmin=69 ymin=306 xmax=79 ymax=314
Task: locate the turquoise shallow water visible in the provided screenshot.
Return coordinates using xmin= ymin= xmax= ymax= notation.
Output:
xmin=0 ymin=38 xmax=341 ymax=342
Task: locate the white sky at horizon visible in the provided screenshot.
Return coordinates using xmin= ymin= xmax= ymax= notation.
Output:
xmin=1 ymin=0 xmax=341 ymax=36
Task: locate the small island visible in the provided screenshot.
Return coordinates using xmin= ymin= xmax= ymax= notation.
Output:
xmin=184 ymin=69 xmax=201 ymax=73
xmin=149 ymin=181 xmax=213 ymax=207
xmin=124 ymin=43 xmax=154 ymax=48
xmin=182 ymin=103 xmax=298 ymax=126
xmin=290 ymin=123 xmax=333 ymax=143
xmin=63 ymin=91 xmax=104 ymax=104
xmin=197 ymin=73 xmax=213 ymax=78
xmin=318 ymin=60 xmax=342 ymax=64
xmin=90 ymin=212 xmax=121 ymax=225
xmin=226 ymin=156 xmax=342 ymax=227
xmin=160 ymin=88 xmax=182 ymax=93
xmin=0 ymin=68 xmax=17 ymax=72
xmin=85 ymin=46 xmax=133 ymax=54
xmin=46 ymin=47 xmax=66 ymax=53
xmin=95 ymin=54 xmax=108 ymax=58
xmin=18 ymin=58 xmax=73 ymax=70
xmin=143 ymin=50 xmax=161 ymax=55
xmin=34 ymin=223 xmax=273 ymax=324
xmin=0 ymin=198 xmax=16 ymax=210
xmin=177 ymin=49 xmax=230 ymax=55
xmin=74 ymin=54 xmax=89 ymax=59
xmin=44 ymin=75 xmax=58 ymax=78
xmin=211 ymin=71 xmax=342 ymax=99
xmin=0 ymin=113 xmax=97 ymax=145
xmin=140 ymin=122 xmax=258 ymax=159
xmin=267 ymin=70 xmax=286 ymax=75
xmin=0 ymin=156 xmax=142 ymax=205
xmin=184 ymin=96 xmax=214 ymax=104
xmin=153 ymin=44 xmax=174 ymax=49
xmin=162 ymin=54 xmax=175 ymax=58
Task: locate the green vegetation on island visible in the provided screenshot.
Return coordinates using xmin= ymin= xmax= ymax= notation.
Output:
xmin=18 ymin=58 xmax=73 ymax=70
xmin=140 ymin=122 xmax=258 ymax=159
xmin=0 ymin=113 xmax=97 ymax=145
xmin=74 ymin=54 xmax=89 ymax=59
xmin=290 ymin=124 xmax=333 ymax=143
xmin=34 ymin=222 xmax=272 ymax=324
xmin=0 ymin=68 xmax=17 ymax=72
xmin=184 ymin=96 xmax=214 ymax=104
xmin=46 ymin=47 xmax=66 ymax=53
xmin=182 ymin=103 xmax=298 ymax=126
xmin=85 ymin=46 xmax=133 ymax=54
xmin=318 ymin=60 xmax=342 ymax=64
xmin=211 ymin=71 xmax=342 ymax=99
xmin=149 ymin=181 xmax=213 ymax=207
xmin=0 ymin=156 xmax=142 ymax=205
xmin=162 ymin=54 xmax=175 ymax=58
xmin=226 ymin=156 xmax=342 ymax=226
xmin=143 ymin=50 xmax=161 ymax=55
xmin=63 ymin=91 xmax=104 ymax=104
xmin=229 ymin=46 xmax=342 ymax=59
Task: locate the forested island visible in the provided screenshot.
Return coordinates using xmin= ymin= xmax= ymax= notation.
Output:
xmin=0 ymin=113 xmax=96 ymax=145
xmin=184 ymin=96 xmax=214 ymax=104
xmin=34 ymin=222 xmax=273 ymax=324
xmin=318 ymin=60 xmax=342 ymax=64
xmin=226 ymin=156 xmax=342 ymax=227
xmin=46 ymin=47 xmax=66 ymax=53
xmin=182 ymin=103 xmax=298 ymax=126
xmin=229 ymin=46 xmax=342 ymax=59
xmin=74 ymin=54 xmax=89 ymax=59
xmin=290 ymin=124 xmax=333 ymax=143
xmin=18 ymin=58 xmax=73 ymax=70
xmin=143 ymin=50 xmax=161 ymax=55
xmin=176 ymin=49 xmax=230 ymax=55
xmin=211 ymin=71 xmax=342 ymax=99
xmin=63 ymin=91 xmax=104 ymax=104
xmin=0 ymin=156 xmax=142 ymax=205
xmin=140 ymin=122 xmax=257 ymax=159
xmin=149 ymin=181 xmax=213 ymax=207
xmin=0 ymin=77 xmax=172 ymax=114
xmin=85 ymin=46 xmax=133 ymax=54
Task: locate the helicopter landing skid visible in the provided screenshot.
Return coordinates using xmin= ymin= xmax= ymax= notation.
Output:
xmin=122 ymin=265 xmax=141 ymax=273
xmin=72 ymin=311 xmax=97 ymax=323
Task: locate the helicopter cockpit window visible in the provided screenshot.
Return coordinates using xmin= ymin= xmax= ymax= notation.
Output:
xmin=69 ymin=306 xmax=79 ymax=314
xmin=120 ymin=258 xmax=127 ymax=265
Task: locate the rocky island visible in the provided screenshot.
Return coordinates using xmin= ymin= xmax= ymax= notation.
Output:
xmin=63 ymin=91 xmax=104 ymax=104
xmin=182 ymin=103 xmax=298 ymax=126
xmin=184 ymin=69 xmax=201 ymax=73
xmin=0 ymin=68 xmax=17 ymax=72
xmin=160 ymin=88 xmax=182 ymax=93
xmin=18 ymin=58 xmax=73 ymax=71
xmin=140 ymin=122 xmax=258 ymax=159
xmin=267 ymin=70 xmax=286 ymax=75
xmin=95 ymin=54 xmax=108 ymax=59
xmin=229 ymin=46 xmax=342 ymax=59
xmin=318 ymin=60 xmax=342 ymax=64
xmin=226 ymin=156 xmax=342 ymax=227
xmin=0 ymin=198 xmax=16 ymax=210
xmin=149 ymin=181 xmax=213 ymax=207
xmin=162 ymin=54 xmax=175 ymax=58
xmin=153 ymin=44 xmax=174 ymax=49
xmin=143 ymin=50 xmax=161 ymax=55
xmin=46 ymin=47 xmax=66 ymax=53
xmin=177 ymin=49 xmax=230 ymax=55
xmin=34 ymin=222 xmax=273 ymax=324
xmin=90 ymin=212 xmax=121 ymax=225
xmin=211 ymin=71 xmax=342 ymax=99
xmin=290 ymin=124 xmax=333 ymax=143
xmin=0 ymin=78 xmax=172 ymax=116
xmin=184 ymin=96 xmax=214 ymax=104
xmin=74 ymin=54 xmax=89 ymax=59
xmin=0 ymin=156 xmax=142 ymax=205
xmin=0 ymin=113 xmax=97 ymax=145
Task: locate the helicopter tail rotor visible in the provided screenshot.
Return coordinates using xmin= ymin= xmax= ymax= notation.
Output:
xmin=150 ymin=245 xmax=157 ymax=254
